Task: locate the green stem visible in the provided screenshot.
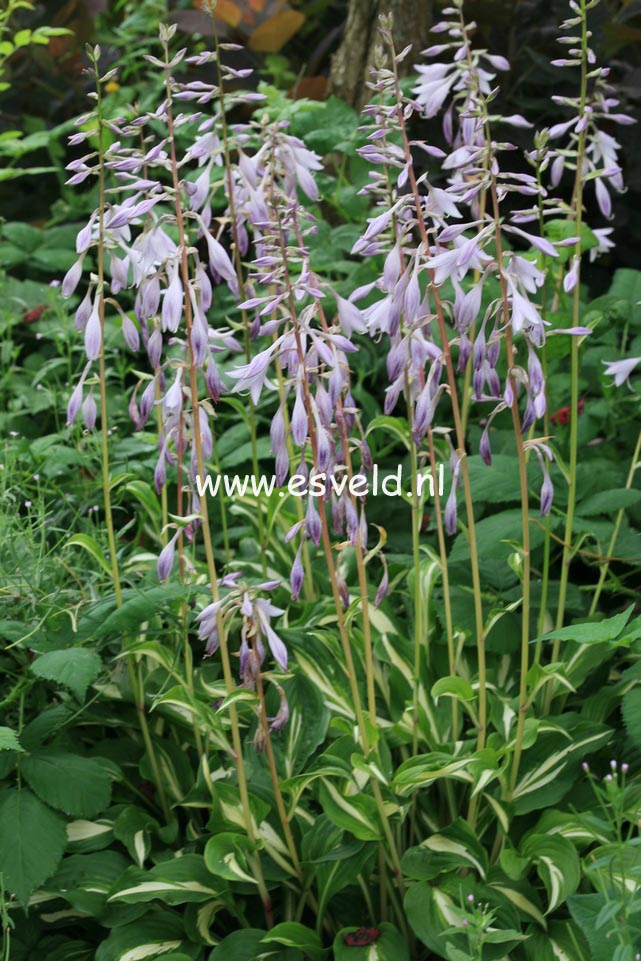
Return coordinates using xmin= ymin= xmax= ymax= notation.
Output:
xmin=255 ymin=668 xmax=302 ymax=880
xmin=487 ymin=177 xmax=532 ymax=796
xmin=162 ymin=41 xmax=272 ymax=926
xmin=553 ymin=0 xmax=589 ymax=640
xmin=589 ymin=428 xmax=641 ymax=615
xmin=95 ymin=55 xmax=169 ymax=819
xmin=407 ymin=402 xmax=425 ymax=759
xmin=389 ymin=52 xmax=486 ymax=765
xmin=211 ymin=428 xmax=231 ymax=564
xmin=427 ymin=428 xmax=458 ymax=742
xmin=213 ymin=29 xmax=267 ymax=573
xmin=95 ymin=65 xmax=121 ymax=610
xmin=268 ymin=178 xmax=406 ymax=912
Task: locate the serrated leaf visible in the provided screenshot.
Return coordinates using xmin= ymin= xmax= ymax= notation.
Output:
xmin=578 ymin=488 xmax=641 ymax=516
xmin=607 ymin=268 xmax=641 ymax=325
xmin=567 ymin=894 xmax=613 ymax=961
xmin=31 ymin=648 xmax=102 ymax=700
xmin=0 ymin=788 xmax=67 ymax=904
xmin=466 ymin=454 xmax=522 ymax=503
xmin=94 ymin=584 xmax=193 ymax=637
xmin=21 ymin=751 xmax=112 ymax=818
xmin=1 ymin=221 xmax=42 ymax=251
xmin=533 ymin=606 xmax=633 ymax=648
xmin=0 ymin=726 xmax=24 ymax=752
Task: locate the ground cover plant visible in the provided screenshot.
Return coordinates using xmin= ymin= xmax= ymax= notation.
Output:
xmin=1 ymin=1 xmax=641 ymax=959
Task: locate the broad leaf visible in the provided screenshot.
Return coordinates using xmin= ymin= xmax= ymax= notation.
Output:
xmin=31 ymin=648 xmax=102 ymax=700
xmin=21 ymin=751 xmax=112 ymax=818
xmin=0 ymin=788 xmax=66 ymax=904
xmin=262 ymin=923 xmax=327 ymax=961
xmin=0 ymin=726 xmax=24 ymax=752
xmin=522 ymin=834 xmax=580 ymax=912
xmin=333 ymin=923 xmax=409 ymax=961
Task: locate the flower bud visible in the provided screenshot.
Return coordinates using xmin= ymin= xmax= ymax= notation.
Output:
xmin=82 ymin=392 xmax=97 ymax=431
xmin=157 ymin=533 xmax=178 ymax=582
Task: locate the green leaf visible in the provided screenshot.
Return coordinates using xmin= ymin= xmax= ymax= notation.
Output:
xmin=21 ymin=751 xmax=112 ymax=818
xmin=402 ymin=818 xmax=488 ymax=881
xmin=333 ymin=923 xmax=409 ymax=961
xmin=0 ymin=726 xmax=24 ymax=752
xmin=577 ymin=488 xmax=641 ymax=516
xmin=522 ymin=834 xmax=580 ymax=913
xmin=108 ymin=854 xmax=221 ymax=905
xmin=0 ymin=166 xmax=58 ymax=183
xmin=291 ymin=96 xmax=359 ymax=154
xmin=279 ymin=675 xmax=330 ymax=776
xmin=623 ymin=687 xmax=641 ymax=750
xmin=204 ymin=833 xmax=258 ymax=884
xmin=544 ymin=219 xmax=598 ymax=262
xmin=607 ymin=268 xmax=641 ymax=325
xmin=95 ymin=914 xmax=186 ymax=961
xmin=209 ymin=930 xmax=267 ymax=961
xmin=431 ymin=676 xmax=476 ymax=704
xmin=449 ymin=508 xmax=554 ymax=590
xmin=64 ymin=532 xmax=113 ymax=577
xmin=13 ymin=29 xmax=33 ymax=47
xmin=512 ymin=722 xmax=611 ymax=814
xmin=0 ymin=788 xmax=67 ymax=904
xmin=31 ymin=648 xmax=103 ymax=700
xmin=113 ymin=805 xmax=161 ymax=868
xmin=1 ymin=221 xmax=42 ymax=252
xmin=524 ymin=921 xmax=590 ymax=961
xmin=466 ymin=454 xmax=522 ymax=503
xmin=301 ymin=818 xmax=375 ymax=920
xmin=567 ymin=894 xmax=613 ymax=961
xmin=392 ymin=752 xmax=474 ymax=794
xmin=32 ymin=247 xmax=77 ymax=272
xmin=404 ymin=882 xmax=454 ymax=954
xmin=262 ymin=923 xmax=327 ymax=961
xmin=533 ymin=606 xmax=633 ymax=647
xmin=94 ymin=584 xmax=193 ymax=638
xmin=318 ymin=781 xmax=382 ymax=841
xmin=365 ymin=414 xmax=411 ymax=451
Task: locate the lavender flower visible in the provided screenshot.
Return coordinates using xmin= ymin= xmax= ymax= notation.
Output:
xmin=602 ymin=357 xmax=641 ymax=388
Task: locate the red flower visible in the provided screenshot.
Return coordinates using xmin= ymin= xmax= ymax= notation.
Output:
xmin=550 ymin=397 xmax=585 ymax=426
xmin=343 ymin=928 xmax=381 ymax=947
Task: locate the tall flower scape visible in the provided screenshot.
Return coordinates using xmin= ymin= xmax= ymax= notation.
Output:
xmin=53 ymin=0 xmax=641 ymax=955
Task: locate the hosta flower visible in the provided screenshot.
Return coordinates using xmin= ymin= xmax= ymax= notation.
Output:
xmin=602 ymin=356 xmax=641 ymax=388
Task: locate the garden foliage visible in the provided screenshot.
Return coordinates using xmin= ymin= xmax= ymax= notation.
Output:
xmin=2 ymin=1 xmax=641 ymax=960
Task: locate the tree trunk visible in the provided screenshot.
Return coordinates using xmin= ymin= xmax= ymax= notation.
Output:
xmin=329 ymin=0 xmax=432 ymax=110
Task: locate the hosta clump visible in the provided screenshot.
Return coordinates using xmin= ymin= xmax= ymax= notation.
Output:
xmin=352 ymin=6 xmax=593 ymax=522
xmin=32 ymin=2 xmax=641 ymax=960
xmin=63 ymin=31 xmax=246 ymax=520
